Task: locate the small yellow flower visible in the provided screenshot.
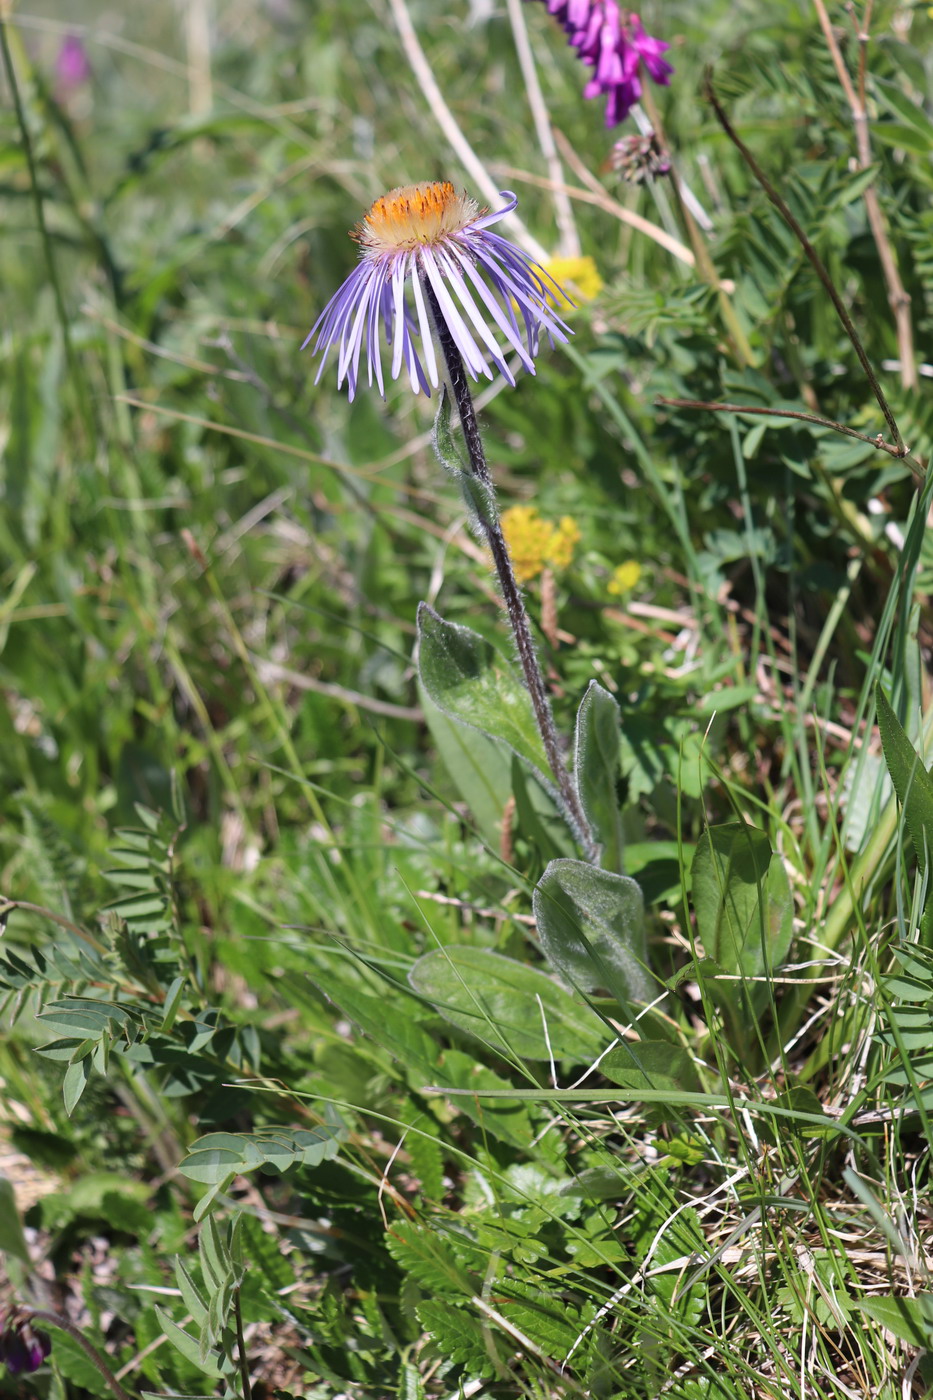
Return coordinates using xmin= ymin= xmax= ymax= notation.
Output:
xmin=607 ymin=560 xmax=641 ymax=596
xmin=547 ymin=516 xmax=582 ymax=571
xmin=544 ymin=255 xmax=604 ymax=306
xmin=501 ymin=505 xmax=581 ymax=583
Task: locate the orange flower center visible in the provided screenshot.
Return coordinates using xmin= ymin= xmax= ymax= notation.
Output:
xmin=356 ymin=181 xmax=479 ymax=252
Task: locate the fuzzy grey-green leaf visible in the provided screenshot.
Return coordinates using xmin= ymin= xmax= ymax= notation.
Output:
xmin=417 ymin=604 xmax=550 ymax=780
xmin=574 ymin=681 xmax=625 ymax=873
xmin=533 ymin=858 xmax=653 ymax=1011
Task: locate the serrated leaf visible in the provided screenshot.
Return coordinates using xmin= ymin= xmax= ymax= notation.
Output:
xmin=574 ymin=681 xmax=625 ymax=873
xmin=48 ymin=1330 xmax=113 ymax=1397
xmin=417 ymin=1298 xmax=493 ymax=1376
xmin=387 ymin=1221 xmax=476 ymax=1298
xmin=533 ymin=858 xmax=652 ymax=1011
xmin=237 ymin=1212 xmax=294 ymax=1292
xmin=409 ymin=946 xmax=605 ymax=1060
xmin=496 ymin=1280 xmax=585 ymax=1358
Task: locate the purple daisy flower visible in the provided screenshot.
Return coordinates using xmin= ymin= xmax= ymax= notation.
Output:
xmin=304 ymin=182 xmax=572 ymax=401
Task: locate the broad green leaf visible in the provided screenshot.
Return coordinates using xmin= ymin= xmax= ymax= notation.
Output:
xmin=313 ymin=979 xmax=439 ymax=1079
xmin=418 ymin=681 xmax=513 ymax=849
xmin=692 ymin=823 xmax=793 ymax=991
xmin=601 ymin=1041 xmax=701 ymax=1095
xmin=573 ymin=681 xmax=625 ymax=873
xmin=417 ymin=604 xmax=550 ymax=780
xmin=533 ymin=858 xmax=653 ymax=1011
xmin=409 ymin=947 xmax=605 ymax=1060
xmin=0 ymin=1177 xmax=29 ymax=1262
xmin=431 ymin=1049 xmax=535 ymax=1148
xmin=46 ymin=1331 xmax=113 ymax=1397
xmin=510 ymin=755 xmax=576 ymax=863
xmin=854 ymin=1293 xmax=933 ymax=1348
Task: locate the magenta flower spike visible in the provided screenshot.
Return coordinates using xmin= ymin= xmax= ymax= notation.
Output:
xmin=303 ymin=182 xmax=572 ymax=401
xmin=534 ymin=2 xmax=672 ymax=126
xmin=55 ymin=35 xmax=91 ymax=92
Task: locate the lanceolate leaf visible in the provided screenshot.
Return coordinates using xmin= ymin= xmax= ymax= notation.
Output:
xmin=876 ymin=686 xmax=933 ymax=937
xmin=573 ymin=681 xmax=625 ymax=874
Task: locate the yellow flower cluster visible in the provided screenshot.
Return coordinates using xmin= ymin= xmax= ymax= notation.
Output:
xmin=544 ymin=255 xmax=604 ymax=307
xmin=501 ymin=506 xmax=582 ymax=584
xmin=607 ymin=560 xmax=641 ymax=596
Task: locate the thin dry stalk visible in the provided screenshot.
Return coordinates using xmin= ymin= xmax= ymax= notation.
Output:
xmin=812 ymin=0 xmax=917 ymax=391
xmin=386 ymin=0 xmax=550 ymax=262
xmin=506 ymin=0 xmax=581 ymax=258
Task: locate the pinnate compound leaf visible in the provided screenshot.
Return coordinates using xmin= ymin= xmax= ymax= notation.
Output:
xmin=417 ymin=1299 xmax=493 ymax=1376
xmin=691 ymin=823 xmax=793 ymax=995
xmin=387 ymin=1221 xmax=477 ymax=1298
xmin=417 ymin=604 xmax=550 ymax=780
xmin=574 ymin=681 xmax=625 ymax=873
xmin=409 ymin=946 xmax=605 ymax=1060
xmin=180 ymin=1123 xmax=344 ymax=1185
xmin=533 ymin=858 xmax=653 ymax=1010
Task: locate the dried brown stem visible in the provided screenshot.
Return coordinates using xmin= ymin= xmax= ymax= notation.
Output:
xmin=704 ymin=74 xmax=907 ymax=455
xmin=812 ymin=0 xmax=916 ymax=391
xmin=656 ymin=396 xmax=924 ymax=479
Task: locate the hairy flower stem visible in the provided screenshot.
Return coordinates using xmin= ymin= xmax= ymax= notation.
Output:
xmin=422 ymin=279 xmax=596 ymax=860
xmin=17 ymin=1308 xmax=135 ymax=1400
